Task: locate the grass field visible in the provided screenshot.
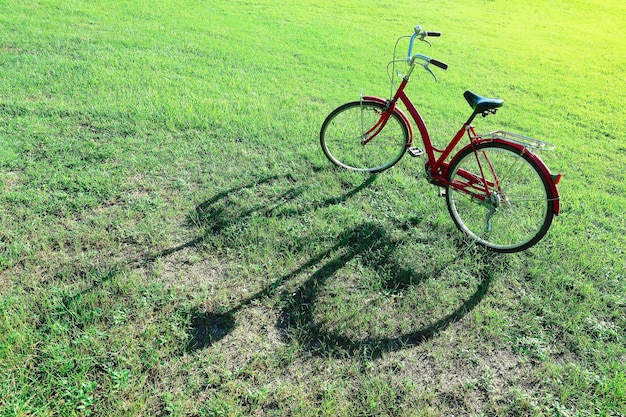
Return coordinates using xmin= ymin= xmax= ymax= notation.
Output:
xmin=1 ymin=0 xmax=625 ymax=415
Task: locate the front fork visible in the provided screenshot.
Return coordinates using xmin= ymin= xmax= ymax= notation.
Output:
xmin=359 ymin=99 xmax=396 ymax=146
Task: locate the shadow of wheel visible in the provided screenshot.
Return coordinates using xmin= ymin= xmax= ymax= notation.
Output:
xmin=277 ymin=222 xmax=498 ymax=359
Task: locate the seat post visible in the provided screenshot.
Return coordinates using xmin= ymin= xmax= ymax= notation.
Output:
xmin=465 ymin=111 xmax=478 ymax=126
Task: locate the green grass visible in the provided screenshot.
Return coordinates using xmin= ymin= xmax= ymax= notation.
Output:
xmin=1 ymin=0 xmax=625 ymax=415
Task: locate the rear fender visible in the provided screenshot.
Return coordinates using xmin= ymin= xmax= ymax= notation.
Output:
xmin=362 ymin=96 xmax=413 ymax=146
xmin=451 ymin=138 xmax=561 ymax=215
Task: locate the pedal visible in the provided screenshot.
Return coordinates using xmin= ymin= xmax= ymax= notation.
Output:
xmin=407 ymin=146 xmax=424 ymax=157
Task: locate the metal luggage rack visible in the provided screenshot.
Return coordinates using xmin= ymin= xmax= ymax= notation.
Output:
xmin=479 ymin=130 xmax=556 ymax=151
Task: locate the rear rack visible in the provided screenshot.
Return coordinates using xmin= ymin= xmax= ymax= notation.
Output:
xmin=479 ymin=130 xmax=556 ymax=151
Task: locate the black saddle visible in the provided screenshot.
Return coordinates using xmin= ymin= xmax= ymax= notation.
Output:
xmin=464 ymin=90 xmax=504 ymax=113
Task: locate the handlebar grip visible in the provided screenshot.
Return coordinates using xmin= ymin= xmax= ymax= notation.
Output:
xmin=426 ymin=32 xmax=441 ymax=37
xmin=430 ymin=59 xmax=448 ymax=70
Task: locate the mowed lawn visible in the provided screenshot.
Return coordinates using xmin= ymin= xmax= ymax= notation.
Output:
xmin=0 ymin=0 xmax=624 ymax=415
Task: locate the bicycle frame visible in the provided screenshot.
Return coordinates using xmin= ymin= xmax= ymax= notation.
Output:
xmin=361 ymin=69 xmax=560 ymax=215
xmin=361 ymin=78 xmax=484 ymax=187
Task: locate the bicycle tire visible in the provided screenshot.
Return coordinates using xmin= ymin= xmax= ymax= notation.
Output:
xmin=320 ymin=101 xmax=409 ymax=173
xmin=445 ymin=141 xmax=555 ymax=252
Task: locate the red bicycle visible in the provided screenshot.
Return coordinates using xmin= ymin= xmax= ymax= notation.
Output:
xmin=320 ymin=26 xmax=562 ymax=252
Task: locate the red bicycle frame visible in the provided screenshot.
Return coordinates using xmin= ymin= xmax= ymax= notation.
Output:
xmin=360 ymin=73 xmax=560 ymax=214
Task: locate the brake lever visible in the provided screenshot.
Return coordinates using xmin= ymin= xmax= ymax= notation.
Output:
xmin=423 ymin=62 xmax=438 ymax=82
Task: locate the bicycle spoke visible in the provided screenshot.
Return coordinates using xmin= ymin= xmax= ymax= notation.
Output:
xmin=483 ymin=149 xmax=526 ymax=190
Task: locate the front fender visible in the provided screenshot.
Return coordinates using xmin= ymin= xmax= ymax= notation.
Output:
xmin=450 ymin=138 xmax=561 ymax=215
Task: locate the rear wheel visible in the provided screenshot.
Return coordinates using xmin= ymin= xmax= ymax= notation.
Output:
xmin=320 ymin=101 xmax=409 ymax=173
xmin=445 ymin=142 xmax=554 ymax=252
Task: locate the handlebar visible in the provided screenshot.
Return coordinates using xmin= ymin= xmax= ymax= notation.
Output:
xmin=407 ymin=25 xmax=448 ymax=72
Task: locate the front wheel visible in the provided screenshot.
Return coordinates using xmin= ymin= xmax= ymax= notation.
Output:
xmin=445 ymin=142 xmax=555 ymax=252
xmin=320 ymin=101 xmax=409 ymax=173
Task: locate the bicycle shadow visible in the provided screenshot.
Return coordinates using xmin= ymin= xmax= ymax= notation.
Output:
xmin=185 ymin=172 xmax=500 ymax=359
xmin=38 ymin=170 xmax=498 ymax=361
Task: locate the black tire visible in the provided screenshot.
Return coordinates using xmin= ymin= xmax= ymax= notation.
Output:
xmin=320 ymin=101 xmax=409 ymax=173
xmin=445 ymin=142 xmax=555 ymax=252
